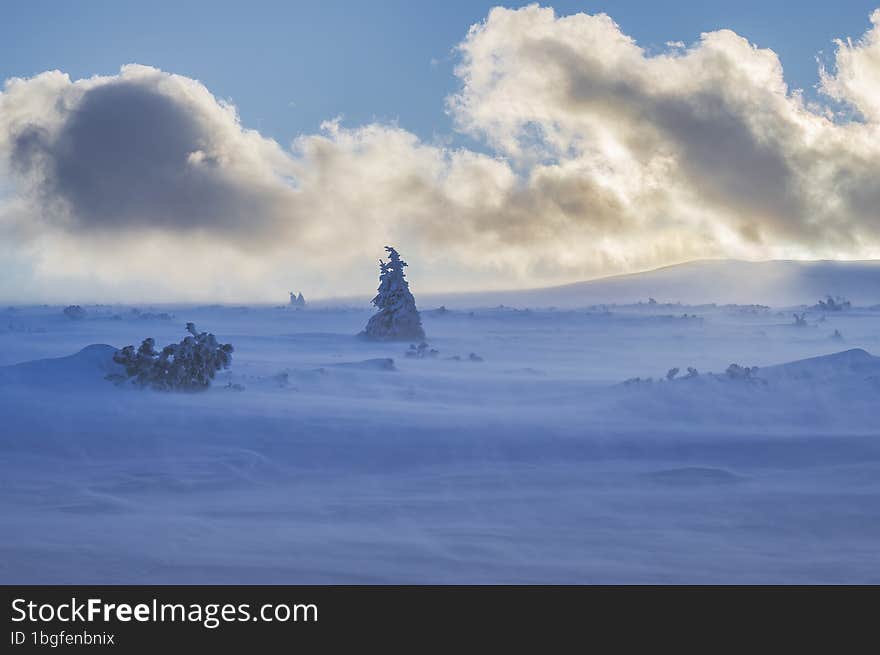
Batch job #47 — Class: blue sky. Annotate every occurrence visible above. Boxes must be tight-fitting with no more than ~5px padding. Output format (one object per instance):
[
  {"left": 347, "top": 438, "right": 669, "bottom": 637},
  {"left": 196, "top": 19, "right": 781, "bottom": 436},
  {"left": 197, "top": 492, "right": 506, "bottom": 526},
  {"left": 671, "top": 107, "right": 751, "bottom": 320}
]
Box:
[
  {"left": 3, "top": 2, "right": 880, "bottom": 301},
  {"left": 4, "top": 0, "right": 880, "bottom": 145}
]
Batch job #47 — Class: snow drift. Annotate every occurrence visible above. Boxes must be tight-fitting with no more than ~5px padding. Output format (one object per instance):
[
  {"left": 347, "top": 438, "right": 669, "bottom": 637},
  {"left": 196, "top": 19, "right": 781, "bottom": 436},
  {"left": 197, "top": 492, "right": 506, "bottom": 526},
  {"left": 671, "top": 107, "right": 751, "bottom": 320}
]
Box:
[{"left": 0, "top": 344, "right": 122, "bottom": 388}]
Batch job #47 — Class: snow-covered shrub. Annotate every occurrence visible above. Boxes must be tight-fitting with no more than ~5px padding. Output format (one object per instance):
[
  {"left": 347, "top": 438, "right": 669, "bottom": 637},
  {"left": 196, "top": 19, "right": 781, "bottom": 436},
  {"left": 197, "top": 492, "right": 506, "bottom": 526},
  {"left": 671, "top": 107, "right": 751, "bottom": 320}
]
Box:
[
  {"left": 792, "top": 312, "right": 807, "bottom": 327},
  {"left": 684, "top": 367, "right": 699, "bottom": 379},
  {"left": 725, "top": 364, "right": 760, "bottom": 382},
  {"left": 109, "top": 323, "right": 233, "bottom": 391},
  {"left": 63, "top": 305, "right": 86, "bottom": 320},
  {"left": 815, "top": 296, "right": 851, "bottom": 312},
  {"left": 666, "top": 367, "right": 679, "bottom": 380},
  {"left": 445, "top": 352, "right": 484, "bottom": 362},
  {"left": 405, "top": 342, "right": 439, "bottom": 359},
  {"left": 424, "top": 306, "right": 452, "bottom": 318},
  {"left": 361, "top": 246, "right": 425, "bottom": 341},
  {"left": 138, "top": 311, "right": 173, "bottom": 321},
  {"left": 128, "top": 309, "right": 173, "bottom": 321}
]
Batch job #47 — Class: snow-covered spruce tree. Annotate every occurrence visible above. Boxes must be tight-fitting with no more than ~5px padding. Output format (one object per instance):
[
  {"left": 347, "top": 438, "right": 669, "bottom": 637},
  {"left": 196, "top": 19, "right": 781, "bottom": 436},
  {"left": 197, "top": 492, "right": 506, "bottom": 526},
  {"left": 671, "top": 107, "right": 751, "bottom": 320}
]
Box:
[
  {"left": 110, "top": 323, "right": 233, "bottom": 391},
  {"left": 361, "top": 246, "right": 425, "bottom": 341}
]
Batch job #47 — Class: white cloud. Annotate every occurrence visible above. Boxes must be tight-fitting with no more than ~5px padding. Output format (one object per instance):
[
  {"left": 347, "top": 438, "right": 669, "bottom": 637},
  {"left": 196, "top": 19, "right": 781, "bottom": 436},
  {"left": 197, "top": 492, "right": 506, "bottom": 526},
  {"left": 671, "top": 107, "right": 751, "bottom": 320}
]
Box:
[
  {"left": 821, "top": 9, "right": 880, "bottom": 121},
  {"left": 3, "top": 7, "right": 880, "bottom": 302}
]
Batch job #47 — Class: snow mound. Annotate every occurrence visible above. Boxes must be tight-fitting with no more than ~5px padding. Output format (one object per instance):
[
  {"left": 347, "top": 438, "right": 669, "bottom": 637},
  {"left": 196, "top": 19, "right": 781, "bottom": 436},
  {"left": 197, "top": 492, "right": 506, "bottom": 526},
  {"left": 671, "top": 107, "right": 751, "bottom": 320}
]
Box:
[
  {"left": 328, "top": 358, "right": 396, "bottom": 371},
  {"left": 0, "top": 344, "right": 122, "bottom": 389},
  {"left": 605, "top": 347, "right": 880, "bottom": 432},
  {"left": 646, "top": 467, "right": 744, "bottom": 486},
  {"left": 761, "top": 348, "right": 880, "bottom": 382}
]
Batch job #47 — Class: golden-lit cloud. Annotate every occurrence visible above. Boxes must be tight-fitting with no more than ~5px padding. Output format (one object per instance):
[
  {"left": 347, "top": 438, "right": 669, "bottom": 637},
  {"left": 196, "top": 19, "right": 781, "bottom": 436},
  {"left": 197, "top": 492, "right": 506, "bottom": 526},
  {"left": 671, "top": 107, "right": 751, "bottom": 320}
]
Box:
[{"left": 3, "top": 7, "right": 880, "bottom": 302}]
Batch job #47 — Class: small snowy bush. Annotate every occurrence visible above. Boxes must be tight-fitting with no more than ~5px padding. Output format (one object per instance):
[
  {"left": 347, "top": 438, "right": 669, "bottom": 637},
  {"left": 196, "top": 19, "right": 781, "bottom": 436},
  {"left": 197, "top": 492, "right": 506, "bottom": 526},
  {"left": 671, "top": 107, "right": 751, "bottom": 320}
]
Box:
[
  {"left": 792, "top": 312, "right": 807, "bottom": 327},
  {"left": 725, "top": 364, "right": 761, "bottom": 383},
  {"left": 815, "top": 295, "right": 851, "bottom": 312},
  {"left": 361, "top": 246, "right": 425, "bottom": 341},
  {"left": 109, "top": 323, "right": 233, "bottom": 391},
  {"left": 405, "top": 342, "right": 439, "bottom": 359}
]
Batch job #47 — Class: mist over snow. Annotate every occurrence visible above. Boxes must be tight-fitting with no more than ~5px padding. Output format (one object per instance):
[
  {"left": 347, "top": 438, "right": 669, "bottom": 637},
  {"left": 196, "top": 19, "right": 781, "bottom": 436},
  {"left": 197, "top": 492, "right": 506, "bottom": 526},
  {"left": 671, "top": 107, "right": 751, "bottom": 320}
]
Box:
[
  {"left": 4, "top": 7, "right": 880, "bottom": 301},
  {"left": 3, "top": 295, "right": 880, "bottom": 583}
]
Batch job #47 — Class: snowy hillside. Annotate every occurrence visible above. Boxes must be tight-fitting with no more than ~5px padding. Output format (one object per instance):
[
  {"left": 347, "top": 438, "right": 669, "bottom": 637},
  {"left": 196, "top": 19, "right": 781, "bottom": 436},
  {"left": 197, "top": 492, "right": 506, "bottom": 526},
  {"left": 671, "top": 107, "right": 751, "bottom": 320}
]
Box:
[{"left": 421, "top": 259, "right": 880, "bottom": 308}]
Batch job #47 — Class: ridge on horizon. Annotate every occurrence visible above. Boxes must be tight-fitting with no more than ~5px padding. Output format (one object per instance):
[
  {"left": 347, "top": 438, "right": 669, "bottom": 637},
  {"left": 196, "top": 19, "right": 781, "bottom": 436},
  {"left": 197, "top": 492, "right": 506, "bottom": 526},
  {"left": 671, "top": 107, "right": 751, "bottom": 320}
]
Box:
[{"left": 415, "top": 258, "right": 880, "bottom": 308}]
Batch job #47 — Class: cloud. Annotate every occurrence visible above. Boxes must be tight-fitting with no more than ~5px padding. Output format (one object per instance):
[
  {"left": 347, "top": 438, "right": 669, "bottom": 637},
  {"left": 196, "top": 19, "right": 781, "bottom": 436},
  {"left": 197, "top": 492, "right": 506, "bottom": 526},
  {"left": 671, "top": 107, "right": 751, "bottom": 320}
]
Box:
[
  {"left": 1, "top": 65, "right": 296, "bottom": 243},
  {"left": 820, "top": 9, "right": 880, "bottom": 121},
  {"left": 3, "top": 7, "right": 880, "bottom": 302},
  {"left": 448, "top": 7, "right": 880, "bottom": 255}
]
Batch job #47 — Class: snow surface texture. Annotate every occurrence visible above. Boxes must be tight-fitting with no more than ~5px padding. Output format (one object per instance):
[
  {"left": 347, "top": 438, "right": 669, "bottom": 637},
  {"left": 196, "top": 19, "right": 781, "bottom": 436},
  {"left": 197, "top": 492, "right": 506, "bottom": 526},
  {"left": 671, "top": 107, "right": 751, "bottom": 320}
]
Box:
[{"left": 2, "top": 271, "right": 880, "bottom": 583}]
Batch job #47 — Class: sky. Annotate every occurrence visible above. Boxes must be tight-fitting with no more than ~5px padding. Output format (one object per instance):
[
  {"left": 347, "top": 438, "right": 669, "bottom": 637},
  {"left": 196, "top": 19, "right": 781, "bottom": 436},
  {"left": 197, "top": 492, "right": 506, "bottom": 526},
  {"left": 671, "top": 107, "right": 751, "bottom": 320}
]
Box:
[{"left": 2, "top": 1, "right": 880, "bottom": 302}]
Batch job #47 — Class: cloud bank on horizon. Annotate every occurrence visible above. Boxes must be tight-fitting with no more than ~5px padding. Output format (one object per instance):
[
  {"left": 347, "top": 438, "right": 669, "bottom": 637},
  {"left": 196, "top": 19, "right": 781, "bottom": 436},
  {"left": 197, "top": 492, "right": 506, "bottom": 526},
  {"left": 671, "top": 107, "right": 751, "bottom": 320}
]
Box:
[{"left": 3, "top": 5, "right": 880, "bottom": 302}]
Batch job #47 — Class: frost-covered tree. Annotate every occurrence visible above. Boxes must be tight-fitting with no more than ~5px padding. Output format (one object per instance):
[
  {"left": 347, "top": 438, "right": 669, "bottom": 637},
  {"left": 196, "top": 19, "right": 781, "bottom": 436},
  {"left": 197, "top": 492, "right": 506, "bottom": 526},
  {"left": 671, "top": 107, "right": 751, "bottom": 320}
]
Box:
[
  {"left": 361, "top": 246, "right": 425, "bottom": 341},
  {"left": 109, "top": 323, "right": 233, "bottom": 391}
]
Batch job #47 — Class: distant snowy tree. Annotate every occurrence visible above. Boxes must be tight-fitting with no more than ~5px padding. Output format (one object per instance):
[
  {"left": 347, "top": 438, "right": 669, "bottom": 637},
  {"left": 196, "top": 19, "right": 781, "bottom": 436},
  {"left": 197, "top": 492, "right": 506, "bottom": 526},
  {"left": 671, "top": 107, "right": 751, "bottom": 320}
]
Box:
[
  {"left": 792, "top": 312, "right": 807, "bottom": 327},
  {"left": 63, "top": 305, "right": 86, "bottom": 320},
  {"left": 361, "top": 246, "right": 425, "bottom": 341},
  {"left": 109, "top": 323, "right": 233, "bottom": 391},
  {"left": 289, "top": 292, "right": 306, "bottom": 308}
]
